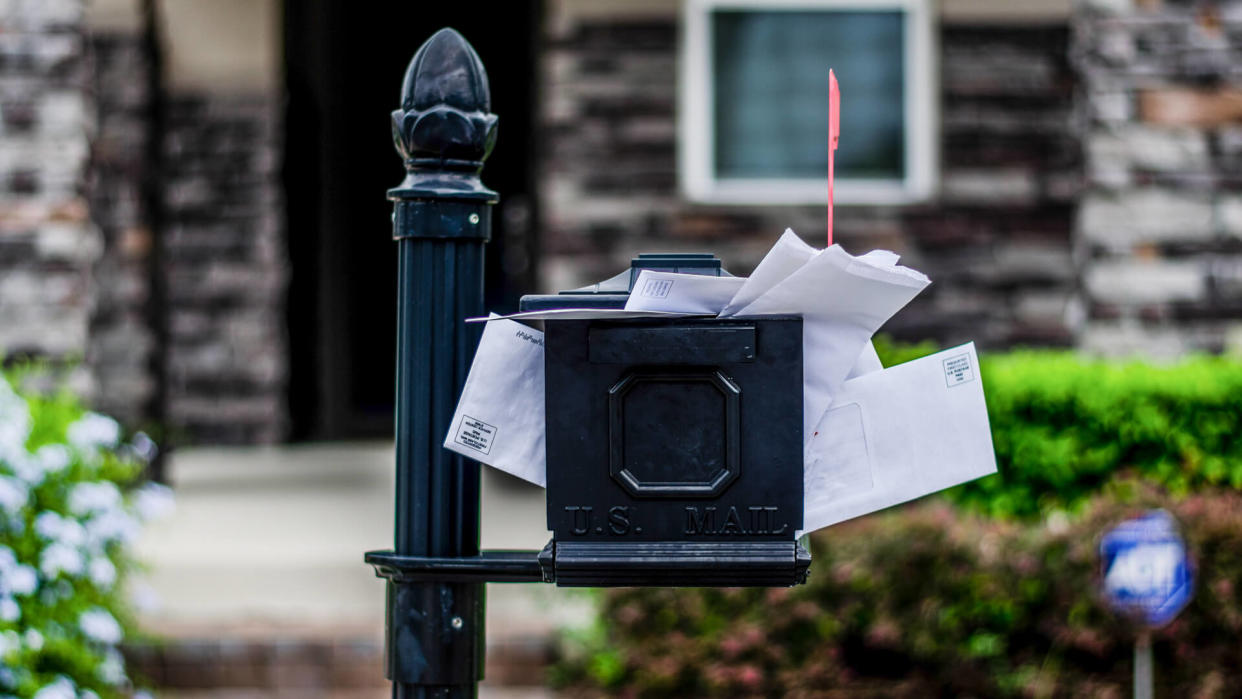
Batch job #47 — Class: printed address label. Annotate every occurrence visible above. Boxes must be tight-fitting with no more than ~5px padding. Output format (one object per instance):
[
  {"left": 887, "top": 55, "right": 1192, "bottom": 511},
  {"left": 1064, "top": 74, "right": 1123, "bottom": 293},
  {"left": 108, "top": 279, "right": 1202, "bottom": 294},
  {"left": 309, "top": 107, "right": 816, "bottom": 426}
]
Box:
[
  {"left": 454, "top": 415, "right": 497, "bottom": 455},
  {"left": 943, "top": 353, "right": 975, "bottom": 387}
]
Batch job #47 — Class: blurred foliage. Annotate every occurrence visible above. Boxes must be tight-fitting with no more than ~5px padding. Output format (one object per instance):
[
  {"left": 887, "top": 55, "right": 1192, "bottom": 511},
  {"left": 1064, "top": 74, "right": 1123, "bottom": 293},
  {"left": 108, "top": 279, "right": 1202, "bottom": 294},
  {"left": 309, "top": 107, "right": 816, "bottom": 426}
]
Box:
[
  {"left": 874, "top": 338, "right": 1242, "bottom": 519},
  {"left": 553, "top": 484, "right": 1238, "bottom": 697},
  {"left": 870, "top": 334, "right": 940, "bottom": 368},
  {"left": 552, "top": 342, "right": 1242, "bottom": 695},
  {"left": 1, "top": 366, "right": 166, "bottom": 697}
]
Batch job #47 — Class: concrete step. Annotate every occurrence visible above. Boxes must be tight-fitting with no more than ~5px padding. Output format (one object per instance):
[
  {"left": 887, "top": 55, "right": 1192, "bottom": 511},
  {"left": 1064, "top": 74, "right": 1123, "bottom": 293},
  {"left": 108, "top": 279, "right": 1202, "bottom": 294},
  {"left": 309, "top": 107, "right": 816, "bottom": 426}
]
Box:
[
  {"left": 125, "top": 632, "right": 555, "bottom": 695},
  {"left": 129, "top": 443, "right": 592, "bottom": 695}
]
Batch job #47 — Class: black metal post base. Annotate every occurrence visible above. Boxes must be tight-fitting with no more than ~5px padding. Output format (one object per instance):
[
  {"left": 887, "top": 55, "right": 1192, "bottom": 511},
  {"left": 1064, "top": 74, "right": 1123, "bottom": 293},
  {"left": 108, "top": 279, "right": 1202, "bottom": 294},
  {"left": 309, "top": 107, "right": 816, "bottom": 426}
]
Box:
[{"left": 385, "top": 580, "right": 484, "bottom": 687}]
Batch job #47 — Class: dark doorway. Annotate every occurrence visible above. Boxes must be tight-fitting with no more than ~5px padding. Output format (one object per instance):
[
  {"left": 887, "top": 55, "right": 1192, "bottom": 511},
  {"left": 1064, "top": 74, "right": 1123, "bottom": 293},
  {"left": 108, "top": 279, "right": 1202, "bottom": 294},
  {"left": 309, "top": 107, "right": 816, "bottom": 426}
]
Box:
[{"left": 284, "top": 1, "right": 540, "bottom": 440}]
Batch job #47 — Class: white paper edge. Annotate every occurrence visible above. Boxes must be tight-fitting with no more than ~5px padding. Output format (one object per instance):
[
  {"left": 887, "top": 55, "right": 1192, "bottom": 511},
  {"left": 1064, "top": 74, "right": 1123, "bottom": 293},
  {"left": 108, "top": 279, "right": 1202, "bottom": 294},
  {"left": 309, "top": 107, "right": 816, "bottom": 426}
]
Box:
[{"left": 467, "top": 309, "right": 709, "bottom": 322}]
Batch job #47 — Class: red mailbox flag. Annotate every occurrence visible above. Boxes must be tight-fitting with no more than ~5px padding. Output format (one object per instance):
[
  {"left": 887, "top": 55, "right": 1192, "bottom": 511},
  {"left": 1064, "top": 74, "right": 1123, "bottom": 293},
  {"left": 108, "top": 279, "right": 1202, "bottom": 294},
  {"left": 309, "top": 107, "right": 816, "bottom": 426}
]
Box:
[{"left": 827, "top": 70, "right": 840, "bottom": 247}]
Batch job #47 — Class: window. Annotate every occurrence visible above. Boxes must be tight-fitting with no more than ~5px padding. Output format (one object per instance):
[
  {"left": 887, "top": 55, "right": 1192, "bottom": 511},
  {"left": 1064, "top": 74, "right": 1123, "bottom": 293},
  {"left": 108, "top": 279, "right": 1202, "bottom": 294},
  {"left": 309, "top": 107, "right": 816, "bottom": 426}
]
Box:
[{"left": 680, "top": 0, "right": 936, "bottom": 205}]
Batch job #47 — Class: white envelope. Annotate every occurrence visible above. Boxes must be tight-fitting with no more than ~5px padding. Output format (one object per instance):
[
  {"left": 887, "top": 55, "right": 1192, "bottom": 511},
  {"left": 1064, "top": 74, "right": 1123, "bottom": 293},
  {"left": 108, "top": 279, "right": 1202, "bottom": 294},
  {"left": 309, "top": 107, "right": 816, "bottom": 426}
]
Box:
[
  {"left": 732, "top": 243, "right": 930, "bottom": 440},
  {"left": 625, "top": 270, "right": 748, "bottom": 315},
  {"left": 443, "top": 317, "right": 547, "bottom": 486},
  {"left": 801, "top": 343, "right": 998, "bottom": 533}
]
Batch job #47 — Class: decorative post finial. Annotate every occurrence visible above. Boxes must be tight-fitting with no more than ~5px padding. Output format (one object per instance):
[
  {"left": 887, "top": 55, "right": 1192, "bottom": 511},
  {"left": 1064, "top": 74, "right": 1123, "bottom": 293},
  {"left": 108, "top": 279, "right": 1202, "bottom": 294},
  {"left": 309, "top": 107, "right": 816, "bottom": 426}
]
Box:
[{"left": 391, "top": 27, "right": 498, "bottom": 196}]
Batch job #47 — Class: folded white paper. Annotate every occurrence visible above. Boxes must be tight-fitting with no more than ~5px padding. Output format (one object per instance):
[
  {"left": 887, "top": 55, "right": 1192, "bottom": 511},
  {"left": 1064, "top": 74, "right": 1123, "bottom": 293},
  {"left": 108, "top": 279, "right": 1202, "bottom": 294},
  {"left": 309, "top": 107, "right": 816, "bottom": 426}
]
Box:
[
  {"left": 721, "top": 229, "right": 884, "bottom": 382},
  {"left": 443, "top": 317, "right": 547, "bottom": 486},
  {"left": 731, "top": 243, "right": 931, "bottom": 441},
  {"left": 719, "top": 229, "right": 818, "bottom": 318},
  {"left": 801, "top": 343, "right": 998, "bottom": 534},
  {"left": 447, "top": 232, "right": 943, "bottom": 500},
  {"left": 625, "top": 270, "right": 748, "bottom": 315},
  {"left": 846, "top": 341, "right": 883, "bottom": 380},
  {"left": 857, "top": 249, "right": 902, "bottom": 267}
]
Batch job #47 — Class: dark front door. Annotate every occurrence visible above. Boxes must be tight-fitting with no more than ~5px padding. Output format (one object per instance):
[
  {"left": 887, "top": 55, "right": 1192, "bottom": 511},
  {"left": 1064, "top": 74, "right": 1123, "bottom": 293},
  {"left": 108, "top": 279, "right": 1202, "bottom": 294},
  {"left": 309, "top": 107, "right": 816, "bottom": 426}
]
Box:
[{"left": 284, "top": 1, "right": 540, "bottom": 440}]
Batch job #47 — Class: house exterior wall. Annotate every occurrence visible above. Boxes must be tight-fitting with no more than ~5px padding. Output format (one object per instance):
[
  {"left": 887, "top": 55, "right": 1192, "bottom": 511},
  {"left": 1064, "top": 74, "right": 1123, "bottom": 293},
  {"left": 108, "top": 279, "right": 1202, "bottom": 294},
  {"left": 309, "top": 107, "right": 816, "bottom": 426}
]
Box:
[
  {"left": 540, "top": 2, "right": 1082, "bottom": 350},
  {"left": 87, "top": 21, "right": 157, "bottom": 427},
  {"left": 0, "top": 0, "right": 158, "bottom": 426},
  {"left": 159, "top": 93, "right": 286, "bottom": 443},
  {"left": 0, "top": 0, "right": 97, "bottom": 385},
  {"left": 11, "top": 0, "right": 1242, "bottom": 446},
  {"left": 1074, "top": 0, "right": 1242, "bottom": 356},
  {"left": 83, "top": 0, "right": 290, "bottom": 444},
  {"left": 154, "top": 0, "right": 287, "bottom": 443}
]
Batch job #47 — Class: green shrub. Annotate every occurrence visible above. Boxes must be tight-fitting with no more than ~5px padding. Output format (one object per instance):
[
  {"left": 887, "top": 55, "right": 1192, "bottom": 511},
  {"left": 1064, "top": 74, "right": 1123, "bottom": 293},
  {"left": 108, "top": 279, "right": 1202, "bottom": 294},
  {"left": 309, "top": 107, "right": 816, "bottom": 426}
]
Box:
[
  {"left": 554, "top": 484, "right": 1238, "bottom": 697},
  {"left": 961, "top": 351, "right": 1242, "bottom": 519},
  {"left": 874, "top": 339, "right": 1242, "bottom": 519},
  {"left": 0, "top": 369, "right": 169, "bottom": 698},
  {"left": 870, "top": 334, "right": 939, "bottom": 368}
]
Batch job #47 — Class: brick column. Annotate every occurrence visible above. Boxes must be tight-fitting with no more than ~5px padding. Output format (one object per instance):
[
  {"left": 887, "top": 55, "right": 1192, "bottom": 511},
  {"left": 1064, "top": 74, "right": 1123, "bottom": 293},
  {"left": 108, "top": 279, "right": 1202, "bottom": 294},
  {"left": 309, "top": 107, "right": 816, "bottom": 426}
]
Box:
[
  {"left": 0, "top": 1, "right": 98, "bottom": 379},
  {"left": 1074, "top": 0, "right": 1242, "bottom": 356},
  {"left": 160, "top": 94, "right": 288, "bottom": 443},
  {"left": 86, "top": 27, "right": 158, "bottom": 425}
]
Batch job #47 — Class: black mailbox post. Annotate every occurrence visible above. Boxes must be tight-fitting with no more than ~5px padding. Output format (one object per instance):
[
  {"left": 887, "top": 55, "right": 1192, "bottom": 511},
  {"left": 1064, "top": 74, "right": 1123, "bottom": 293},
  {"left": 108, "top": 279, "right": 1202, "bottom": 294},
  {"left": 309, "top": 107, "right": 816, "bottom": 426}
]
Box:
[{"left": 366, "top": 28, "right": 810, "bottom": 696}]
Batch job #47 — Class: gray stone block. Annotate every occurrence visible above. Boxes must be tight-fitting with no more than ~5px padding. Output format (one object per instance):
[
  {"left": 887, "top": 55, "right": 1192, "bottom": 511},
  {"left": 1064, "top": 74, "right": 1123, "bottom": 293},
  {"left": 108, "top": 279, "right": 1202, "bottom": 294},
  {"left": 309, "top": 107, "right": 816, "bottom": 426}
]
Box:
[
  {"left": 1013, "top": 291, "right": 1072, "bottom": 326},
  {"left": 943, "top": 46, "right": 1057, "bottom": 94},
  {"left": 1087, "top": 125, "right": 1210, "bottom": 181},
  {"left": 1079, "top": 0, "right": 1135, "bottom": 16},
  {"left": 1079, "top": 321, "right": 1188, "bottom": 359},
  {"left": 1084, "top": 258, "right": 1206, "bottom": 305},
  {"left": 0, "top": 304, "right": 89, "bottom": 356},
  {"left": 36, "top": 91, "right": 86, "bottom": 136},
  {"left": 1097, "top": 25, "right": 1137, "bottom": 66},
  {"left": 166, "top": 395, "right": 283, "bottom": 423},
  {"left": 1087, "top": 131, "right": 1132, "bottom": 189},
  {"left": 1208, "top": 255, "right": 1242, "bottom": 300},
  {"left": 89, "top": 315, "right": 154, "bottom": 365},
  {"left": 35, "top": 221, "right": 100, "bottom": 262},
  {"left": 1125, "top": 125, "right": 1210, "bottom": 171},
  {"left": 1091, "top": 90, "right": 1134, "bottom": 124},
  {"left": 1216, "top": 195, "right": 1242, "bottom": 237},
  {"left": 989, "top": 243, "right": 1075, "bottom": 284},
  {"left": 1078, "top": 189, "right": 1215, "bottom": 247},
  {"left": 0, "top": 268, "right": 82, "bottom": 305},
  {"left": 942, "top": 169, "right": 1038, "bottom": 205}
]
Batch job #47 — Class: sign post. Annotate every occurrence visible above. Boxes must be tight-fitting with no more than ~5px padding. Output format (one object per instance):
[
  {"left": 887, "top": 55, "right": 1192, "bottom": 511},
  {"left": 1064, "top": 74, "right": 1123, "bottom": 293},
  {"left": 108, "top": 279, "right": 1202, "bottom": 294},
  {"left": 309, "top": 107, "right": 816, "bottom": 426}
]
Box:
[{"left": 1099, "top": 510, "right": 1194, "bottom": 699}]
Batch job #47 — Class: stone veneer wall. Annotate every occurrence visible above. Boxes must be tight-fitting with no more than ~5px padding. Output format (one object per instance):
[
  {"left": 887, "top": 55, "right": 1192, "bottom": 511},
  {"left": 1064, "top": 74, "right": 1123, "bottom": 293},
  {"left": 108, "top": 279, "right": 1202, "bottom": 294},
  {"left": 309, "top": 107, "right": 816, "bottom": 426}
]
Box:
[
  {"left": 541, "top": 11, "right": 1081, "bottom": 349},
  {"left": 0, "top": 0, "right": 98, "bottom": 376},
  {"left": 160, "top": 94, "right": 287, "bottom": 443},
  {"left": 896, "top": 24, "right": 1081, "bottom": 346},
  {"left": 1074, "top": 0, "right": 1242, "bottom": 356},
  {"left": 88, "top": 27, "right": 288, "bottom": 444},
  {"left": 5, "top": 3, "right": 286, "bottom": 444},
  {"left": 86, "top": 29, "right": 156, "bottom": 426}
]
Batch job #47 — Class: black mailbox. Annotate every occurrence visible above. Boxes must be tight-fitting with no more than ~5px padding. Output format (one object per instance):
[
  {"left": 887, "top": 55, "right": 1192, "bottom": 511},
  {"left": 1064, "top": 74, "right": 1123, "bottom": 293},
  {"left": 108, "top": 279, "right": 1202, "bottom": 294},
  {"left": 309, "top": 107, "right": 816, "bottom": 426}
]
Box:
[{"left": 523, "top": 254, "right": 811, "bottom": 587}]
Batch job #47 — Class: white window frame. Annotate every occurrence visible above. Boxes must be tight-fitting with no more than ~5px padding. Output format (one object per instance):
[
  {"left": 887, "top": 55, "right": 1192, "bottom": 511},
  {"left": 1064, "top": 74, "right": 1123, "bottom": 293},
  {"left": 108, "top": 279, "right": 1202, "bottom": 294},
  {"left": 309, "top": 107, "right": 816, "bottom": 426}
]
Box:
[{"left": 679, "top": 0, "right": 938, "bottom": 206}]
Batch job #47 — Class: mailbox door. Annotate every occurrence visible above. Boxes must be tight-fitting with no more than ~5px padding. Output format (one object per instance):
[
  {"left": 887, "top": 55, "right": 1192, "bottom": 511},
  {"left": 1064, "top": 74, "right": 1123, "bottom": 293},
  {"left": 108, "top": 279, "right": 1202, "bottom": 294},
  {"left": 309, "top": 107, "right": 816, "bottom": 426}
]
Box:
[{"left": 544, "top": 317, "right": 803, "bottom": 544}]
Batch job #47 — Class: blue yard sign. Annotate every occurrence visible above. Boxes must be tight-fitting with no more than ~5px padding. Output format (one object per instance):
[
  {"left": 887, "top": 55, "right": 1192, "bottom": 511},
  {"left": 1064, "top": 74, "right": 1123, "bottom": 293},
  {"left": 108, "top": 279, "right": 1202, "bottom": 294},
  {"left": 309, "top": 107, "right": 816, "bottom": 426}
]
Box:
[{"left": 1099, "top": 510, "right": 1194, "bottom": 628}]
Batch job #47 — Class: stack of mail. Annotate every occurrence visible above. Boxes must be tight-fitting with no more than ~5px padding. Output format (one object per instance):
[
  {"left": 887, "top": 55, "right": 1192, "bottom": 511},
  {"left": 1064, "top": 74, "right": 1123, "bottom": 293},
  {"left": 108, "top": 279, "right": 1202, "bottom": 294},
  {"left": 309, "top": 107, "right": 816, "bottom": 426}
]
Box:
[{"left": 444, "top": 230, "right": 997, "bottom": 534}]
